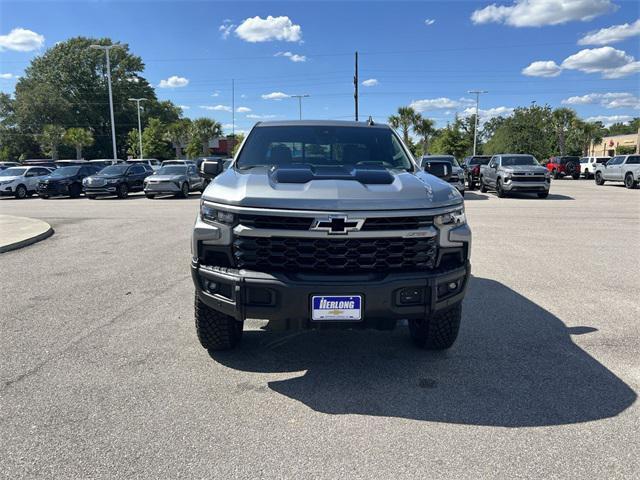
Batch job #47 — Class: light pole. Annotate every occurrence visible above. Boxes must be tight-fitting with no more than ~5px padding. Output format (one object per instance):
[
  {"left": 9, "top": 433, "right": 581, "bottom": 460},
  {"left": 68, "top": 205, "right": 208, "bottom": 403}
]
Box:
[
  {"left": 91, "top": 44, "right": 121, "bottom": 160},
  {"left": 129, "top": 98, "right": 146, "bottom": 159},
  {"left": 468, "top": 90, "right": 487, "bottom": 156},
  {"left": 290, "top": 94, "right": 310, "bottom": 120}
]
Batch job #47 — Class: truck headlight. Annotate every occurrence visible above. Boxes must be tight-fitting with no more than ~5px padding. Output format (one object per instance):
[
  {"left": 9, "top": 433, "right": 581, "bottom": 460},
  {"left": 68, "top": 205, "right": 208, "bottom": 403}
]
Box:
[
  {"left": 435, "top": 207, "right": 466, "bottom": 227},
  {"left": 201, "top": 203, "right": 235, "bottom": 225}
]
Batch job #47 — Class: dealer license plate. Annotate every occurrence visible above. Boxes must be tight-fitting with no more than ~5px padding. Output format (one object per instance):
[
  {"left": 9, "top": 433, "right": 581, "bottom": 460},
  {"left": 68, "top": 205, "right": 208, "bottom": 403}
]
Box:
[{"left": 311, "top": 295, "right": 362, "bottom": 321}]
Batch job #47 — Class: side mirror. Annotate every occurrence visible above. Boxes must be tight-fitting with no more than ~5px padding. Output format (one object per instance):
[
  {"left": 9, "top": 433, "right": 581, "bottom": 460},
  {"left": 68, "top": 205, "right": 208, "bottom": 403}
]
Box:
[
  {"left": 200, "top": 159, "right": 222, "bottom": 179},
  {"left": 422, "top": 161, "right": 452, "bottom": 181}
]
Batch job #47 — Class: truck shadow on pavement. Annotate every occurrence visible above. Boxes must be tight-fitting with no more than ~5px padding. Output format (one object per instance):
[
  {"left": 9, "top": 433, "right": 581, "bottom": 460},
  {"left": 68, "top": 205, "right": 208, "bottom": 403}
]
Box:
[{"left": 211, "top": 276, "right": 636, "bottom": 427}]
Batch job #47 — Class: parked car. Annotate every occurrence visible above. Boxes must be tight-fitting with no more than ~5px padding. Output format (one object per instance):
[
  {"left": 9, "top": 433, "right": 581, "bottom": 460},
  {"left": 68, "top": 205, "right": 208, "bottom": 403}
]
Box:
[
  {"left": 594, "top": 154, "right": 640, "bottom": 189},
  {"left": 545, "top": 156, "right": 581, "bottom": 179},
  {"left": 89, "top": 159, "right": 124, "bottom": 170},
  {"left": 192, "top": 120, "right": 471, "bottom": 351},
  {"left": 419, "top": 155, "right": 465, "bottom": 196},
  {"left": 37, "top": 165, "right": 101, "bottom": 198},
  {"left": 0, "top": 166, "right": 53, "bottom": 198},
  {"left": 580, "top": 156, "right": 610, "bottom": 179},
  {"left": 462, "top": 155, "right": 491, "bottom": 190},
  {"left": 83, "top": 163, "right": 152, "bottom": 198},
  {"left": 126, "top": 158, "right": 161, "bottom": 171},
  {"left": 22, "top": 159, "right": 58, "bottom": 169},
  {"left": 196, "top": 156, "right": 226, "bottom": 170},
  {"left": 480, "top": 154, "right": 550, "bottom": 198},
  {"left": 0, "top": 161, "right": 19, "bottom": 171},
  {"left": 54, "top": 159, "right": 90, "bottom": 167},
  {"left": 161, "top": 159, "right": 196, "bottom": 167},
  {"left": 143, "top": 163, "right": 205, "bottom": 198}
]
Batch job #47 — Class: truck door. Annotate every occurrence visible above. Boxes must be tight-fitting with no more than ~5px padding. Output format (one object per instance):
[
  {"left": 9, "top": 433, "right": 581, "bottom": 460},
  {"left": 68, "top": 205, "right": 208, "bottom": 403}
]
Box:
[{"left": 487, "top": 156, "right": 498, "bottom": 186}]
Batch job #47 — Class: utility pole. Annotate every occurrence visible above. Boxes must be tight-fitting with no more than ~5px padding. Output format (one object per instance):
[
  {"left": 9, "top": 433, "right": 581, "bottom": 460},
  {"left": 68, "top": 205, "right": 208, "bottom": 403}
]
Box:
[
  {"left": 354, "top": 51, "right": 359, "bottom": 121},
  {"left": 231, "top": 78, "right": 235, "bottom": 155},
  {"left": 91, "top": 44, "right": 122, "bottom": 160},
  {"left": 128, "top": 98, "right": 146, "bottom": 159},
  {"left": 468, "top": 90, "right": 488, "bottom": 156},
  {"left": 290, "top": 94, "right": 309, "bottom": 120}
]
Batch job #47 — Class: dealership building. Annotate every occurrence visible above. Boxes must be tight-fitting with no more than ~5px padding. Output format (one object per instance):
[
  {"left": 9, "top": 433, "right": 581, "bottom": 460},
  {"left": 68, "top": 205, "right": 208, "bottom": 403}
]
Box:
[{"left": 589, "top": 133, "right": 639, "bottom": 157}]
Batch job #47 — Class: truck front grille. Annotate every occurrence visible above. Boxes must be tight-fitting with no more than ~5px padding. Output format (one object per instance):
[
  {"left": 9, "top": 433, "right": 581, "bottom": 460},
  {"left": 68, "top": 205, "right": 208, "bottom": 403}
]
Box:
[
  {"left": 233, "top": 236, "right": 438, "bottom": 273},
  {"left": 511, "top": 175, "right": 546, "bottom": 182},
  {"left": 237, "top": 214, "right": 433, "bottom": 231}
]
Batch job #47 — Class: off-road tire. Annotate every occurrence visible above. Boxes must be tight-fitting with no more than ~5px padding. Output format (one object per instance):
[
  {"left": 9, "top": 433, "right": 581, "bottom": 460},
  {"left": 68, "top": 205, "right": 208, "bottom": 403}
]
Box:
[
  {"left": 571, "top": 173, "right": 580, "bottom": 180},
  {"left": 409, "top": 303, "right": 462, "bottom": 350},
  {"left": 479, "top": 178, "right": 487, "bottom": 193},
  {"left": 15, "top": 184, "right": 27, "bottom": 199},
  {"left": 145, "top": 193, "right": 155, "bottom": 199},
  {"left": 553, "top": 169, "right": 560, "bottom": 180},
  {"left": 583, "top": 169, "right": 590, "bottom": 179},
  {"left": 117, "top": 183, "right": 129, "bottom": 199},
  {"left": 69, "top": 183, "right": 82, "bottom": 198},
  {"left": 595, "top": 172, "right": 605, "bottom": 185},
  {"left": 537, "top": 191, "right": 549, "bottom": 198},
  {"left": 496, "top": 179, "right": 506, "bottom": 198},
  {"left": 625, "top": 173, "right": 638, "bottom": 189},
  {"left": 195, "top": 293, "right": 243, "bottom": 351},
  {"left": 467, "top": 180, "right": 475, "bottom": 191}
]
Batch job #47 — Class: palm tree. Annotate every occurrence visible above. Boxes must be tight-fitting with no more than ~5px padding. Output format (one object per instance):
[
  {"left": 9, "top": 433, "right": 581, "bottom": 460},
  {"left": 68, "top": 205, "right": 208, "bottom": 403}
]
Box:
[
  {"left": 413, "top": 117, "right": 435, "bottom": 154},
  {"left": 63, "top": 127, "right": 94, "bottom": 159},
  {"left": 191, "top": 118, "right": 222, "bottom": 156},
  {"left": 389, "top": 106, "right": 419, "bottom": 145},
  {"left": 164, "top": 119, "right": 192, "bottom": 158},
  {"left": 552, "top": 108, "right": 577, "bottom": 155},
  {"left": 574, "top": 120, "right": 605, "bottom": 156},
  {"left": 39, "top": 124, "right": 66, "bottom": 160}
]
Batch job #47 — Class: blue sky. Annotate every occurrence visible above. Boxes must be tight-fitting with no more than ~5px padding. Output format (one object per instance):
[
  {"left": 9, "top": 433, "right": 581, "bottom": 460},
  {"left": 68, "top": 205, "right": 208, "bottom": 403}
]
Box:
[{"left": 1, "top": 0, "right": 639, "bottom": 135}]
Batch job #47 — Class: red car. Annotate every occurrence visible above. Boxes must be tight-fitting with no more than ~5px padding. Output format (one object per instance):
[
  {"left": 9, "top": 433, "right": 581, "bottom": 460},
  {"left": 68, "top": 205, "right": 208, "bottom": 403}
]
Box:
[{"left": 545, "top": 156, "right": 581, "bottom": 179}]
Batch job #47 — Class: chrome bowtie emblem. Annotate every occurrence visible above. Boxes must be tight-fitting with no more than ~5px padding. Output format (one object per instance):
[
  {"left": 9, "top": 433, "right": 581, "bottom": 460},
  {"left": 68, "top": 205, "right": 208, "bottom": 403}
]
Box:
[{"left": 311, "top": 216, "right": 365, "bottom": 234}]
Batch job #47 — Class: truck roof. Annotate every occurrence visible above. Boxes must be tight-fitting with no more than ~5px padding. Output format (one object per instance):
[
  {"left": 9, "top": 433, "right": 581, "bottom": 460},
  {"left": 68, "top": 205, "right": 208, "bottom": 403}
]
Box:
[{"left": 255, "top": 119, "right": 388, "bottom": 129}]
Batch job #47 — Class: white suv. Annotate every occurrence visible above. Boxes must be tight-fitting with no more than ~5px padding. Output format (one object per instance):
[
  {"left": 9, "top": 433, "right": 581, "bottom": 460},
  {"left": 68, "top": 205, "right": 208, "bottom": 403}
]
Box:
[
  {"left": 580, "top": 156, "right": 610, "bottom": 179},
  {"left": 0, "top": 166, "right": 53, "bottom": 199}
]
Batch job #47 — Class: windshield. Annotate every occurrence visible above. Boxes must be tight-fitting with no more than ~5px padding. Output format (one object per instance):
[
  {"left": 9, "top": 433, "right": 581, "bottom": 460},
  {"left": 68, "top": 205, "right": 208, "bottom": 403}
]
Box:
[
  {"left": 596, "top": 158, "right": 610, "bottom": 163},
  {"left": 50, "top": 166, "right": 80, "bottom": 177},
  {"left": 469, "top": 156, "right": 490, "bottom": 165},
  {"left": 99, "top": 165, "right": 128, "bottom": 175},
  {"left": 501, "top": 156, "right": 538, "bottom": 166},
  {"left": 560, "top": 156, "right": 579, "bottom": 163},
  {"left": 423, "top": 156, "right": 459, "bottom": 166},
  {"left": 0, "top": 167, "right": 27, "bottom": 176},
  {"left": 156, "top": 166, "right": 187, "bottom": 175},
  {"left": 236, "top": 125, "right": 413, "bottom": 170},
  {"left": 580, "top": 158, "right": 588, "bottom": 163}
]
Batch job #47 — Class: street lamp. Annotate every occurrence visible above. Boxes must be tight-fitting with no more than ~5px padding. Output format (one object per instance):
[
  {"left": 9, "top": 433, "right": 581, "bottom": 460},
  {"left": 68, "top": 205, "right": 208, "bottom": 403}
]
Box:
[
  {"left": 129, "top": 98, "right": 147, "bottom": 159},
  {"left": 468, "top": 90, "right": 488, "bottom": 156},
  {"left": 290, "top": 94, "right": 310, "bottom": 120},
  {"left": 91, "top": 44, "right": 122, "bottom": 160}
]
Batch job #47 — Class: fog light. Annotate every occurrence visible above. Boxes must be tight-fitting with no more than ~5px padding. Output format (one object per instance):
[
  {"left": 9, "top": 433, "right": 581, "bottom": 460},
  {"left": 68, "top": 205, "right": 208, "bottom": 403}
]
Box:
[
  {"left": 203, "top": 279, "right": 218, "bottom": 294},
  {"left": 398, "top": 287, "right": 425, "bottom": 305},
  {"left": 448, "top": 282, "right": 458, "bottom": 290}
]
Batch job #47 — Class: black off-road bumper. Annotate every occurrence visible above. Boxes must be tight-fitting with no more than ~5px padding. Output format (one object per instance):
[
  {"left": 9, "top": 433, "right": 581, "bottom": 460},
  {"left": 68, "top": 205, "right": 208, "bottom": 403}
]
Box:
[{"left": 192, "top": 260, "right": 470, "bottom": 329}]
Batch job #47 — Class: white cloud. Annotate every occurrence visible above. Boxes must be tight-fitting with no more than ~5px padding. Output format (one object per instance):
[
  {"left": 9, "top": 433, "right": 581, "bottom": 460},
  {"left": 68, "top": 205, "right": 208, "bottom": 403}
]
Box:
[
  {"left": 275, "top": 51, "right": 307, "bottom": 62},
  {"left": 522, "top": 60, "right": 563, "bottom": 77},
  {"left": 471, "top": 0, "right": 615, "bottom": 27},
  {"left": 424, "top": 19, "right": 435, "bottom": 26},
  {"left": 261, "top": 91, "right": 289, "bottom": 100},
  {"left": 410, "top": 97, "right": 464, "bottom": 111},
  {"left": 222, "top": 123, "right": 237, "bottom": 130},
  {"left": 561, "top": 92, "right": 640, "bottom": 109},
  {"left": 200, "top": 104, "right": 232, "bottom": 112},
  {"left": 362, "top": 78, "right": 379, "bottom": 87},
  {"left": 579, "top": 19, "right": 640, "bottom": 45},
  {"left": 0, "top": 28, "right": 45, "bottom": 52},
  {"left": 585, "top": 114, "right": 633, "bottom": 126},
  {"left": 561, "top": 46, "right": 639, "bottom": 78},
  {"left": 240, "top": 94, "right": 247, "bottom": 98},
  {"left": 178, "top": 105, "right": 191, "bottom": 110},
  {"left": 462, "top": 106, "right": 514, "bottom": 120},
  {"left": 236, "top": 106, "right": 252, "bottom": 113},
  {"left": 219, "top": 20, "right": 236, "bottom": 40},
  {"left": 211, "top": 91, "right": 220, "bottom": 97},
  {"left": 158, "top": 75, "right": 189, "bottom": 88},
  {"left": 246, "top": 114, "right": 278, "bottom": 119},
  {"left": 235, "top": 15, "right": 302, "bottom": 42},
  {"left": 0, "top": 73, "right": 16, "bottom": 79}
]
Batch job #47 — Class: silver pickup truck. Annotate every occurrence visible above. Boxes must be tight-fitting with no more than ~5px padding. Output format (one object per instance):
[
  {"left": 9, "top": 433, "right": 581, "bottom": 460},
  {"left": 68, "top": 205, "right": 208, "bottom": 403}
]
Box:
[
  {"left": 595, "top": 154, "right": 640, "bottom": 189},
  {"left": 480, "top": 154, "right": 550, "bottom": 198},
  {"left": 191, "top": 120, "right": 471, "bottom": 351}
]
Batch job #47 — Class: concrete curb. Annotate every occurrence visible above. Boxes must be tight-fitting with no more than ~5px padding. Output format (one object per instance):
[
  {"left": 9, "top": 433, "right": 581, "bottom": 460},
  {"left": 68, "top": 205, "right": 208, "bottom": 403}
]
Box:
[{"left": 0, "top": 215, "right": 54, "bottom": 254}]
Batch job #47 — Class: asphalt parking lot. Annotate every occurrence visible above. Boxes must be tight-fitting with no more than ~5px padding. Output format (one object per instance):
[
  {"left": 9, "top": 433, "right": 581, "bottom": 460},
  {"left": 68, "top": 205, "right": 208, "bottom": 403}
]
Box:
[{"left": 1, "top": 181, "right": 638, "bottom": 479}]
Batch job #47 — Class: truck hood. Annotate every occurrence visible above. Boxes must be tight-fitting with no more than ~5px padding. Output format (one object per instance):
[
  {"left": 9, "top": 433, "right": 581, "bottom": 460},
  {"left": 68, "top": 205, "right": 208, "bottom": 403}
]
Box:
[
  {"left": 503, "top": 165, "right": 548, "bottom": 174},
  {"left": 202, "top": 167, "right": 463, "bottom": 211}
]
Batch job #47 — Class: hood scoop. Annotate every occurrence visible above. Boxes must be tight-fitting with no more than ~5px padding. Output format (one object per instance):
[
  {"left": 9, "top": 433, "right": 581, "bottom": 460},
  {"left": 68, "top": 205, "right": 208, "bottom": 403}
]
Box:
[{"left": 269, "top": 164, "right": 394, "bottom": 185}]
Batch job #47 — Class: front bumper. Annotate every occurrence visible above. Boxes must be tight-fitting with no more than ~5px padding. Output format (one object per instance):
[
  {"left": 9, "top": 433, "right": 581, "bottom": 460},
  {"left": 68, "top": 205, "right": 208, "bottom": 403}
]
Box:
[
  {"left": 144, "top": 182, "right": 181, "bottom": 194},
  {"left": 83, "top": 185, "right": 118, "bottom": 195},
  {"left": 502, "top": 180, "right": 549, "bottom": 192},
  {"left": 37, "top": 183, "right": 70, "bottom": 196},
  {"left": 192, "top": 260, "right": 470, "bottom": 329},
  {"left": 0, "top": 184, "right": 16, "bottom": 195}
]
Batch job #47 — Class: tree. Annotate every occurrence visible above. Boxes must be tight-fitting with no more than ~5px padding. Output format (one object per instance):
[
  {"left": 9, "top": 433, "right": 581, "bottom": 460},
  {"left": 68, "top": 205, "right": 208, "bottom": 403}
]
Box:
[
  {"left": 429, "top": 117, "right": 471, "bottom": 159},
  {"left": 39, "top": 124, "right": 66, "bottom": 159},
  {"left": 141, "top": 118, "right": 172, "bottom": 159},
  {"left": 164, "top": 119, "right": 192, "bottom": 158},
  {"left": 231, "top": 132, "right": 245, "bottom": 156},
  {"left": 191, "top": 118, "right": 222, "bottom": 155},
  {"left": 11, "top": 37, "right": 181, "bottom": 159},
  {"left": 63, "top": 127, "right": 94, "bottom": 159},
  {"left": 126, "top": 129, "right": 141, "bottom": 158},
  {"left": 606, "top": 118, "right": 640, "bottom": 136},
  {"left": 412, "top": 117, "right": 435, "bottom": 155},
  {"left": 569, "top": 120, "right": 605, "bottom": 156},
  {"left": 552, "top": 107, "right": 577, "bottom": 155},
  {"left": 388, "top": 106, "right": 419, "bottom": 145}
]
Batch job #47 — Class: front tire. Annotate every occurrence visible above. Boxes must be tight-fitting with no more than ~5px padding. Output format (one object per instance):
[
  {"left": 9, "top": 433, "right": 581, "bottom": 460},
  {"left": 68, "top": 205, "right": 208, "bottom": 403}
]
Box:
[
  {"left": 595, "top": 172, "right": 605, "bottom": 185},
  {"left": 625, "top": 173, "right": 638, "bottom": 189},
  {"left": 145, "top": 193, "right": 155, "bottom": 199},
  {"left": 496, "top": 179, "right": 506, "bottom": 198},
  {"left": 467, "top": 180, "right": 475, "bottom": 191},
  {"left": 179, "top": 182, "right": 189, "bottom": 198},
  {"left": 409, "top": 303, "right": 462, "bottom": 350},
  {"left": 117, "top": 183, "right": 129, "bottom": 199},
  {"left": 15, "top": 184, "right": 27, "bottom": 199},
  {"left": 572, "top": 173, "right": 580, "bottom": 180},
  {"left": 195, "top": 293, "right": 243, "bottom": 351},
  {"left": 537, "top": 191, "right": 549, "bottom": 198},
  {"left": 479, "top": 177, "right": 487, "bottom": 193}
]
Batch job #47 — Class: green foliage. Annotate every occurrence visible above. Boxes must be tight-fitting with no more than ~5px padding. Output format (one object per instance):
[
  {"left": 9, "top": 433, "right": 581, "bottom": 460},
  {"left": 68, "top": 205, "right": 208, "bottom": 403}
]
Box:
[
  {"left": 191, "top": 118, "right": 222, "bottom": 155},
  {"left": 231, "top": 133, "right": 245, "bottom": 157},
  {"left": 164, "top": 118, "right": 192, "bottom": 158},
  {"left": 126, "top": 129, "right": 141, "bottom": 158},
  {"left": 39, "top": 124, "right": 66, "bottom": 159},
  {"left": 63, "top": 127, "right": 94, "bottom": 159},
  {"left": 141, "top": 118, "right": 172, "bottom": 159},
  {"left": 606, "top": 118, "right": 639, "bottom": 136},
  {"left": 617, "top": 145, "right": 636, "bottom": 155},
  {"left": 429, "top": 117, "right": 472, "bottom": 159}
]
